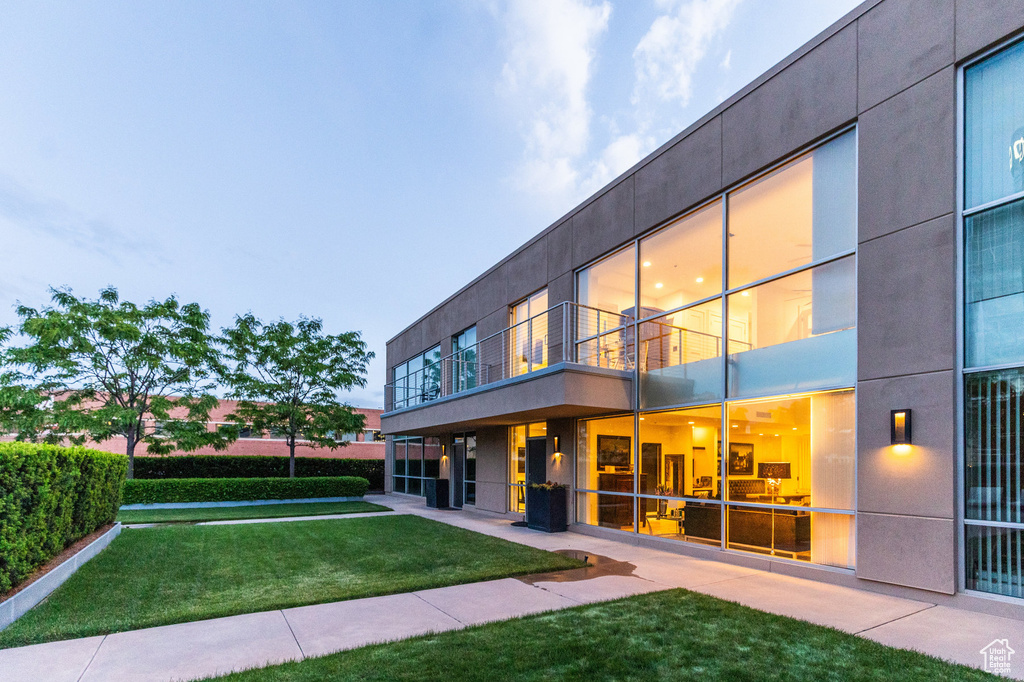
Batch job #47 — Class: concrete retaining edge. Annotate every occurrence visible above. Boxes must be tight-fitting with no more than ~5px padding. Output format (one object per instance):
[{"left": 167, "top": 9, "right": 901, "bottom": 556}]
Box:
[
  {"left": 0, "top": 522, "right": 122, "bottom": 632},
  {"left": 119, "top": 496, "right": 364, "bottom": 510}
]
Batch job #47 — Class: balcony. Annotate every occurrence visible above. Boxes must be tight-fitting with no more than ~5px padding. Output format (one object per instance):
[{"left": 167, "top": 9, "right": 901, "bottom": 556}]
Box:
[{"left": 382, "top": 302, "right": 635, "bottom": 435}]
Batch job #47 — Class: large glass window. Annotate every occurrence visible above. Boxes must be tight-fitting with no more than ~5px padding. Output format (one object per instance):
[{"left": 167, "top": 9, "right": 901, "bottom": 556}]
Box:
[
  {"left": 965, "top": 200, "right": 1024, "bottom": 367},
  {"left": 965, "top": 39, "right": 1024, "bottom": 210},
  {"left": 636, "top": 405, "right": 722, "bottom": 547},
  {"left": 727, "top": 257, "right": 856, "bottom": 397},
  {"left": 452, "top": 326, "right": 478, "bottom": 392},
  {"left": 964, "top": 38, "right": 1024, "bottom": 599},
  {"left": 463, "top": 433, "right": 477, "bottom": 505},
  {"left": 391, "top": 345, "right": 441, "bottom": 409},
  {"left": 639, "top": 201, "right": 722, "bottom": 313},
  {"left": 576, "top": 415, "right": 635, "bottom": 531},
  {"left": 391, "top": 435, "right": 441, "bottom": 497},
  {"left": 639, "top": 299, "right": 723, "bottom": 408},
  {"left": 511, "top": 289, "right": 548, "bottom": 376},
  {"left": 728, "top": 130, "right": 856, "bottom": 289},
  {"left": 577, "top": 246, "right": 637, "bottom": 316},
  {"left": 576, "top": 247, "right": 636, "bottom": 371},
  {"left": 509, "top": 422, "right": 545, "bottom": 512}
]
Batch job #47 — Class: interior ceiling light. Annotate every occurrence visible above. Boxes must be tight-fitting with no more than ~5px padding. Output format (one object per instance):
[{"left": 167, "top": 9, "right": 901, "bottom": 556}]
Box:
[
  {"left": 655, "top": 282, "right": 664, "bottom": 289},
  {"left": 642, "top": 261, "right": 651, "bottom": 267},
  {"left": 741, "top": 291, "right": 750, "bottom": 297},
  {"left": 696, "top": 277, "right": 704, "bottom": 283}
]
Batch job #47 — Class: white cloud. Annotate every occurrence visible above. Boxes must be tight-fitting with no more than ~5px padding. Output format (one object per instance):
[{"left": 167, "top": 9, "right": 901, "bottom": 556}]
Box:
[
  {"left": 498, "top": 0, "right": 611, "bottom": 205},
  {"left": 633, "top": 0, "right": 741, "bottom": 116},
  {"left": 498, "top": 0, "right": 741, "bottom": 211},
  {"left": 720, "top": 48, "right": 732, "bottom": 70}
]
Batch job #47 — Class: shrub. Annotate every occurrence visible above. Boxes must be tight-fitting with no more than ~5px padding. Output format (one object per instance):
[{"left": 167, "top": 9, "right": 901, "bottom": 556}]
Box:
[
  {"left": 0, "top": 443, "right": 128, "bottom": 593},
  {"left": 132, "top": 456, "right": 384, "bottom": 491},
  {"left": 121, "top": 475, "right": 369, "bottom": 505}
]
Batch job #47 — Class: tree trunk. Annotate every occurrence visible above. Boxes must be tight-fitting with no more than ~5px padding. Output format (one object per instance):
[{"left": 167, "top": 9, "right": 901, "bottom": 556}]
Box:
[
  {"left": 289, "top": 438, "right": 296, "bottom": 478},
  {"left": 126, "top": 432, "right": 136, "bottom": 480}
]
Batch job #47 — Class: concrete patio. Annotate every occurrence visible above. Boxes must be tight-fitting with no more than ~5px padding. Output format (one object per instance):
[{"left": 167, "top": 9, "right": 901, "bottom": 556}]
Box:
[{"left": 2, "top": 493, "right": 1022, "bottom": 681}]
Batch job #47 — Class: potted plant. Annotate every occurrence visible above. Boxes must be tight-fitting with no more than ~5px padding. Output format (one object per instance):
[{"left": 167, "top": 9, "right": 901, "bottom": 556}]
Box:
[
  {"left": 655, "top": 485, "right": 670, "bottom": 515},
  {"left": 525, "top": 481, "right": 568, "bottom": 532}
]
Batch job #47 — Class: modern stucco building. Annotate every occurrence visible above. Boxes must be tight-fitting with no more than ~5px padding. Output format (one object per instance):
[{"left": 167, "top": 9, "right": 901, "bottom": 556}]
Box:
[{"left": 381, "top": 0, "right": 1024, "bottom": 615}]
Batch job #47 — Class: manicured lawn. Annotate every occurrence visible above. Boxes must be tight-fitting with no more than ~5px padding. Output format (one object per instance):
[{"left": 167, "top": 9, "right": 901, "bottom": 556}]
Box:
[
  {"left": 116, "top": 500, "right": 390, "bottom": 524},
  {"left": 0, "top": 515, "right": 584, "bottom": 649},
  {"left": 209, "top": 590, "right": 993, "bottom": 682}
]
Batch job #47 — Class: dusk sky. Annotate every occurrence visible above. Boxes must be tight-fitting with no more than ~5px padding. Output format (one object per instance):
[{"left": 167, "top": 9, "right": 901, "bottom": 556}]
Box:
[{"left": 0, "top": 0, "right": 861, "bottom": 408}]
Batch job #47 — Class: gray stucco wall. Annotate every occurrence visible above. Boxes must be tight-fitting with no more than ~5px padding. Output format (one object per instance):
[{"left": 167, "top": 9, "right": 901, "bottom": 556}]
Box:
[{"left": 384, "top": 0, "right": 1024, "bottom": 595}]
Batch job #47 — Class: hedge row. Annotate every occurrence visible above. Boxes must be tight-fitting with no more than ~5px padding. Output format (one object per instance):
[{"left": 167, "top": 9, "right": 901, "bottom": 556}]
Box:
[
  {"left": 121, "top": 475, "right": 369, "bottom": 505},
  {"left": 133, "top": 456, "right": 384, "bottom": 491},
  {"left": 0, "top": 443, "right": 128, "bottom": 593}
]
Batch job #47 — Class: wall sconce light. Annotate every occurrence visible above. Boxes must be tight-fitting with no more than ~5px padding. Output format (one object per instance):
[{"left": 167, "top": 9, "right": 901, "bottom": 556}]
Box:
[
  {"left": 441, "top": 444, "right": 448, "bottom": 462},
  {"left": 552, "top": 435, "right": 563, "bottom": 459},
  {"left": 890, "top": 409, "right": 912, "bottom": 446}
]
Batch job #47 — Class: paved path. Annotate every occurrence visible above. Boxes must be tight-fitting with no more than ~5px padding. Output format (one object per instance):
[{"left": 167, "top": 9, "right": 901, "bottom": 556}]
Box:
[{"left": 2, "top": 494, "right": 1023, "bottom": 681}]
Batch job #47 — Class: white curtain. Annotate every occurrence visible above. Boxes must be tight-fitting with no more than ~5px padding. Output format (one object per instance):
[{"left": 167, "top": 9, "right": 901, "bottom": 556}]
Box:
[{"left": 810, "top": 391, "right": 856, "bottom": 568}]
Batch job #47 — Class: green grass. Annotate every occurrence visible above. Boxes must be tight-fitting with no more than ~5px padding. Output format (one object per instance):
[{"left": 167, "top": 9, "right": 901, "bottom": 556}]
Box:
[
  {"left": 0, "top": 515, "right": 584, "bottom": 649},
  {"left": 116, "top": 500, "right": 390, "bottom": 524},
  {"left": 209, "top": 590, "right": 993, "bottom": 682}
]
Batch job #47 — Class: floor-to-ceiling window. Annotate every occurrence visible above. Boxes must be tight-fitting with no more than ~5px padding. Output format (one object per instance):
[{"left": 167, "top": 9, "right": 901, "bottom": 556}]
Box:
[
  {"left": 510, "top": 422, "right": 546, "bottom": 512},
  {"left": 452, "top": 326, "right": 478, "bottom": 393},
  {"left": 456, "top": 432, "right": 477, "bottom": 505},
  {"left": 392, "top": 435, "right": 441, "bottom": 496},
  {"left": 391, "top": 345, "right": 441, "bottom": 410},
  {"left": 510, "top": 290, "right": 548, "bottom": 376},
  {"left": 963, "top": 38, "right": 1024, "bottom": 597},
  {"left": 575, "top": 129, "right": 857, "bottom": 569}
]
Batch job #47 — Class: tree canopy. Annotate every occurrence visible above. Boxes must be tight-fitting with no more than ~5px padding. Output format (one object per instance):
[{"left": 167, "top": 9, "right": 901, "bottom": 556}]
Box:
[
  {"left": 219, "top": 314, "right": 373, "bottom": 477},
  {"left": 0, "top": 287, "right": 232, "bottom": 477}
]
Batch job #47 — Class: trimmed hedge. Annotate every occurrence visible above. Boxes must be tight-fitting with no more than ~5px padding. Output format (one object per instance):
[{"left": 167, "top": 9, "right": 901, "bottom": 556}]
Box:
[
  {"left": 121, "top": 475, "right": 369, "bottom": 505},
  {"left": 133, "top": 456, "right": 384, "bottom": 491},
  {"left": 0, "top": 443, "right": 128, "bottom": 593}
]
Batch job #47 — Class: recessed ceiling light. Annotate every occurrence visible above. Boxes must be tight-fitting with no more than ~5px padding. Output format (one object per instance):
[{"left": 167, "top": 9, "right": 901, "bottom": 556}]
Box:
[
  {"left": 642, "top": 261, "right": 651, "bottom": 267},
  {"left": 688, "top": 421, "right": 694, "bottom": 425},
  {"left": 655, "top": 282, "right": 663, "bottom": 289},
  {"left": 696, "top": 277, "right": 704, "bottom": 283},
  {"left": 741, "top": 291, "right": 750, "bottom": 297},
  {"left": 731, "top": 424, "right": 738, "bottom": 428}
]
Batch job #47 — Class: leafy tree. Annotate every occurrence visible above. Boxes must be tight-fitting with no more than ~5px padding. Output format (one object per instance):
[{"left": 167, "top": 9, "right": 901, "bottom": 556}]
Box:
[
  {"left": 0, "top": 287, "right": 232, "bottom": 478},
  {"left": 219, "top": 314, "right": 373, "bottom": 477}
]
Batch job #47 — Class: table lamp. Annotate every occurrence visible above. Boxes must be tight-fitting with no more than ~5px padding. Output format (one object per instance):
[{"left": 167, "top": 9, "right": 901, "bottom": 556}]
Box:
[{"left": 758, "top": 462, "right": 791, "bottom": 498}]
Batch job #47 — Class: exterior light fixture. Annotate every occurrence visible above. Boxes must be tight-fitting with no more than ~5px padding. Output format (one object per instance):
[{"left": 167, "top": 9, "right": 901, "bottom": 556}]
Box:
[
  {"left": 552, "top": 435, "right": 563, "bottom": 459},
  {"left": 891, "top": 409, "right": 912, "bottom": 445}
]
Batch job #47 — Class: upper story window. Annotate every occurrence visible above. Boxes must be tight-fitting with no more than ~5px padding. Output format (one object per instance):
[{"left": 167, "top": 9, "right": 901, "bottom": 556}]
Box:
[
  {"left": 640, "top": 201, "right": 722, "bottom": 314},
  {"left": 637, "top": 129, "right": 857, "bottom": 408},
  {"left": 510, "top": 289, "right": 548, "bottom": 376},
  {"left": 392, "top": 345, "right": 441, "bottom": 409},
  {"left": 727, "top": 131, "right": 856, "bottom": 289},
  {"left": 964, "top": 39, "right": 1024, "bottom": 368},
  {"left": 453, "top": 326, "right": 478, "bottom": 392}
]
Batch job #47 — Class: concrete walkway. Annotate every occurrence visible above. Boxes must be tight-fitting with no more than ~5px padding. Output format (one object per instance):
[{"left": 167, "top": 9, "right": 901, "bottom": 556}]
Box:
[{"left": 2, "top": 494, "right": 1022, "bottom": 681}]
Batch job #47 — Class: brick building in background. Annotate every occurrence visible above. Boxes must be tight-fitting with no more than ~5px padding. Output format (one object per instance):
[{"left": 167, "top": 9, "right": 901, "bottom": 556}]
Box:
[{"left": 89, "top": 400, "right": 385, "bottom": 461}]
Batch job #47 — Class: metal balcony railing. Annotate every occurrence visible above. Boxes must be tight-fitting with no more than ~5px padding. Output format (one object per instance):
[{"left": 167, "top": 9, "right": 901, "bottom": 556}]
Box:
[{"left": 384, "top": 302, "right": 632, "bottom": 411}]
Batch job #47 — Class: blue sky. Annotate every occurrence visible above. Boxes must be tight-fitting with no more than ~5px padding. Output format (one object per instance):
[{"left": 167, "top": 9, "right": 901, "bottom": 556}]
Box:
[{"left": 0, "top": 0, "right": 861, "bottom": 408}]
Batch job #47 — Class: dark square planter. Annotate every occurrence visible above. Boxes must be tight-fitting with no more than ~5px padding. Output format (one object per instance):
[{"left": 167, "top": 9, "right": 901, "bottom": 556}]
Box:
[
  {"left": 424, "top": 478, "right": 449, "bottom": 509},
  {"left": 526, "top": 486, "right": 567, "bottom": 532}
]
